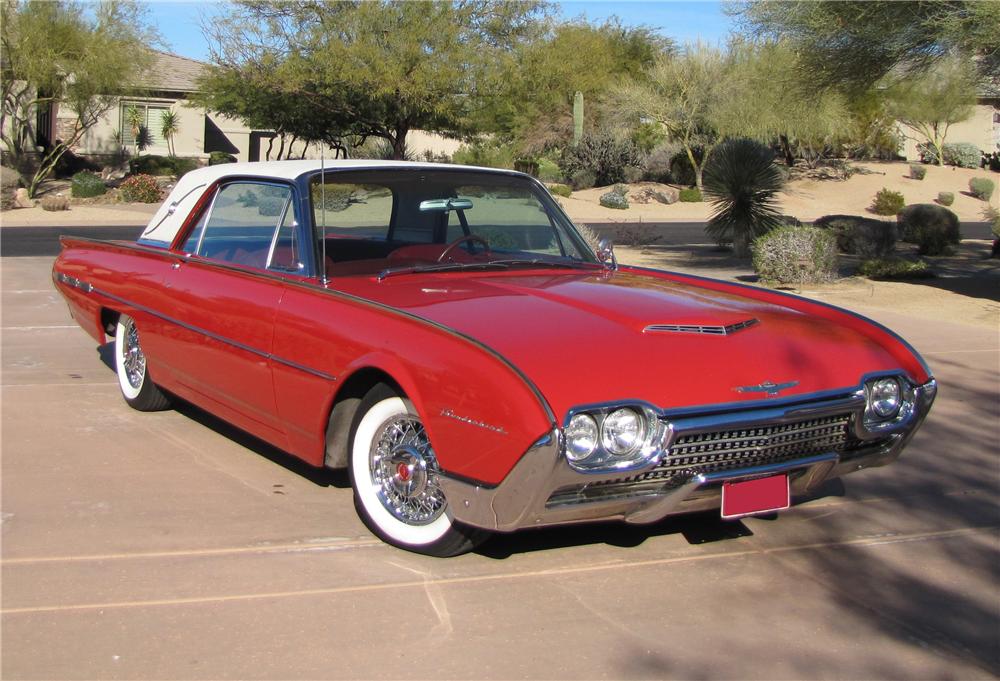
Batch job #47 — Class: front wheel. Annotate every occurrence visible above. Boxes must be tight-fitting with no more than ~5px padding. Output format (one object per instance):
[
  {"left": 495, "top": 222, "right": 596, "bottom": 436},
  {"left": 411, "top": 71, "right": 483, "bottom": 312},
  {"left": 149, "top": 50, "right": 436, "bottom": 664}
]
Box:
[
  {"left": 349, "top": 386, "right": 487, "bottom": 556},
  {"left": 114, "top": 314, "right": 170, "bottom": 411}
]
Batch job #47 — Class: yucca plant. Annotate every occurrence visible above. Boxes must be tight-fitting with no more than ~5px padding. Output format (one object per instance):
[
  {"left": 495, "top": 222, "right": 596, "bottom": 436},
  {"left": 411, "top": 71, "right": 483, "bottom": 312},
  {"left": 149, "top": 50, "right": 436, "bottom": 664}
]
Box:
[
  {"left": 160, "top": 110, "right": 179, "bottom": 157},
  {"left": 702, "top": 138, "right": 785, "bottom": 258}
]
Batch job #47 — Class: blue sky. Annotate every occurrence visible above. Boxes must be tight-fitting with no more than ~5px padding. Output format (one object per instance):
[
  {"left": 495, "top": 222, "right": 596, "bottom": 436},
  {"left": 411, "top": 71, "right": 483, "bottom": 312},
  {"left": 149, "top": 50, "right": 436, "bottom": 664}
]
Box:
[{"left": 147, "top": 1, "right": 735, "bottom": 62}]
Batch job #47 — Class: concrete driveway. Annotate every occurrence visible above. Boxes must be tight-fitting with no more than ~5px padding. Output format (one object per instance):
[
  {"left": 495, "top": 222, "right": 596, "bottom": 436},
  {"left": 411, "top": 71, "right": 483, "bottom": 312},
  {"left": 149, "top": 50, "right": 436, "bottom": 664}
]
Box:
[{"left": 2, "top": 256, "right": 998, "bottom": 679}]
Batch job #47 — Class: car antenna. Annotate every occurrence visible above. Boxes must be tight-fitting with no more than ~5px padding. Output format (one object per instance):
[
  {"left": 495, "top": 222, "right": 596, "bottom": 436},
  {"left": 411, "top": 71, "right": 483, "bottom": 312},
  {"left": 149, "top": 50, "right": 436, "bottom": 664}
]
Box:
[{"left": 320, "top": 146, "right": 327, "bottom": 284}]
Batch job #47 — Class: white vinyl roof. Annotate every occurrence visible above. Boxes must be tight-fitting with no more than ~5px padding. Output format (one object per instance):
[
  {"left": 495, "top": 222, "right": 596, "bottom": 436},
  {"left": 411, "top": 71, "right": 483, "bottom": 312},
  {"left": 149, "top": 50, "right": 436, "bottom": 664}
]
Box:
[{"left": 139, "top": 159, "right": 514, "bottom": 246}]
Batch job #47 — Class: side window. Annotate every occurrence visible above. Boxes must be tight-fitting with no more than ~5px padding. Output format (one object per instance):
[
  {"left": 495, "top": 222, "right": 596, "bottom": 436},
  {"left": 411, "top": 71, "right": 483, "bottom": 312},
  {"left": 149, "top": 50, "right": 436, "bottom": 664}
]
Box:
[
  {"left": 186, "top": 182, "right": 293, "bottom": 269},
  {"left": 267, "top": 204, "right": 301, "bottom": 272}
]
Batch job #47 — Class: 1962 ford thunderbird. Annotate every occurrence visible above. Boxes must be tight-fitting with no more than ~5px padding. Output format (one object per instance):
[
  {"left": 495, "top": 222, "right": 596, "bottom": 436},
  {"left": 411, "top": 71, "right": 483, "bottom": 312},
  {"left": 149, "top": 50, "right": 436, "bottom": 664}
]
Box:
[{"left": 53, "top": 160, "right": 936, "bottom": 555}]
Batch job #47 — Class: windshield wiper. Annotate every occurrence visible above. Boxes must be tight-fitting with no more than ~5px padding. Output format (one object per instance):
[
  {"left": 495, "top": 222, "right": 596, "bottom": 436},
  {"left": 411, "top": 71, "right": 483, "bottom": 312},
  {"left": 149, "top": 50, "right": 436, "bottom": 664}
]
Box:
[
  {"left": 487, "top": 258, "right": 603, "bottom": 271},
  {"left": 377, "top": 261, "right": 509, "bottom": 281}
]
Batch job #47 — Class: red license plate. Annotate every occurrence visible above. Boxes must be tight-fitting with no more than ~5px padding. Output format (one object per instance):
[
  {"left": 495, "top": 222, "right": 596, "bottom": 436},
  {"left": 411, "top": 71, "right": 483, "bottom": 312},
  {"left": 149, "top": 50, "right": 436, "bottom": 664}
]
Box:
[{"left": 721, "top": 474, "right": 790, "bottom": 519}]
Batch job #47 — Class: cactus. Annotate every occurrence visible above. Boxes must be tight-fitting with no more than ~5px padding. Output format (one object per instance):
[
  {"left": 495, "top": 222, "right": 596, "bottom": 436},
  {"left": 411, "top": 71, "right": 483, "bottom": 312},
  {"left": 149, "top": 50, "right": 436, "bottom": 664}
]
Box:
[{"left": 573, "top": 91, "right": 584, "bottom": 145}]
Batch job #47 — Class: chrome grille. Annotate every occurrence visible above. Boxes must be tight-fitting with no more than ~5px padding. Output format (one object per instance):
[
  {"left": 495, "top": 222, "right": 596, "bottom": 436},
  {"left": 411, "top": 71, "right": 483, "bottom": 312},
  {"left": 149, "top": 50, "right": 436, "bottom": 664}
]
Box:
[{"left": 631, "top": 414, "right": 851, "bottom": 482}]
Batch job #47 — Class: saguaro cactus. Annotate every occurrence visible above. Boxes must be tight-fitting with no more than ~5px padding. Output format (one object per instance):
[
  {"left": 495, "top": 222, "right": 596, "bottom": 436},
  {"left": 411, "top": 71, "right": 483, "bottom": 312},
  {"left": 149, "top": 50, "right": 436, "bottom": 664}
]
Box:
[{"left": 573, "top": 91, "right": 584, "bottom": 145}]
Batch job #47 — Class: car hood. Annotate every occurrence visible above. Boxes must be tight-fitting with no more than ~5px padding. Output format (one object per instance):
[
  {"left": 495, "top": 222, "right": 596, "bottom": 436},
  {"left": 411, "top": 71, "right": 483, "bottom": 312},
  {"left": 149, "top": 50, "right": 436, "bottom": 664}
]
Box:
[{"left": 336, "top": 270, "right": 903, "bottom": 420}]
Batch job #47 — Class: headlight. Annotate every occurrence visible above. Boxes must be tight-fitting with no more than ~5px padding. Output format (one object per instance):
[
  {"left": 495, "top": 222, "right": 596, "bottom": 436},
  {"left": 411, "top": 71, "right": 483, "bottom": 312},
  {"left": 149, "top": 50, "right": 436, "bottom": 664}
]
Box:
[
  {"left": 565, "top": 414, "right": 599, "bottom": 462},
  {"left": 870, "top": 378, "right": 902, "bottom": 418},
  {"left": 601, "top": 408, "right": 645, "bottom": 456}
]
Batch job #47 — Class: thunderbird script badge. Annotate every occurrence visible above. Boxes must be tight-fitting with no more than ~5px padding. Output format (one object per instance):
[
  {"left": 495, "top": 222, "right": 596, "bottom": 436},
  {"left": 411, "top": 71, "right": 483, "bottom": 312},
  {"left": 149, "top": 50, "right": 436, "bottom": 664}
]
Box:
[{"left": 734, "top": 380, "right": 800, "bottom": 397}]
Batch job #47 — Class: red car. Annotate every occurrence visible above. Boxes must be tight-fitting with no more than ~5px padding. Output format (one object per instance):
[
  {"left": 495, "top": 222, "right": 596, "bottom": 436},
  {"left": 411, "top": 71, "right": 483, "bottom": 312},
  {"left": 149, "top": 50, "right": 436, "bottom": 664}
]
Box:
[{"left": 53, "top": 161, "right": 936, "bottom": 555}]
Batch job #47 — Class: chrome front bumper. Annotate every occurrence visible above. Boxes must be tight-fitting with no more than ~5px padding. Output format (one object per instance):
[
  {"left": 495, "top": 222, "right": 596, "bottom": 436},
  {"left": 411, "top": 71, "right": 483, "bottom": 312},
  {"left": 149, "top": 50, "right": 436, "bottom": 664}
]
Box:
[{"left": 439, "top": 380, "right": 937, "bottom": 532}]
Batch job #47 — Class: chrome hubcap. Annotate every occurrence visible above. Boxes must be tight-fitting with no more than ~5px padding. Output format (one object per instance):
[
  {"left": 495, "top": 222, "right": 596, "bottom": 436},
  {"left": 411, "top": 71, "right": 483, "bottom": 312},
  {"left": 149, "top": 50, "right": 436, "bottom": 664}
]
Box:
[
  {"left": 370, "top": 415, "right": 446, "bottom": 525},
  {"left": 123, "top": 318, "right": 145, "bottom": 390}
]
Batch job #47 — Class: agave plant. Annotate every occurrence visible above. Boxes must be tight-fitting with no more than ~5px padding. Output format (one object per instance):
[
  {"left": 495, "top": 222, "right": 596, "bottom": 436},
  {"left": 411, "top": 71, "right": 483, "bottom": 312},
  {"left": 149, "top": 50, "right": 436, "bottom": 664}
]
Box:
[{"left": 703, "top": 138, "right": 786, "bottom": 258}]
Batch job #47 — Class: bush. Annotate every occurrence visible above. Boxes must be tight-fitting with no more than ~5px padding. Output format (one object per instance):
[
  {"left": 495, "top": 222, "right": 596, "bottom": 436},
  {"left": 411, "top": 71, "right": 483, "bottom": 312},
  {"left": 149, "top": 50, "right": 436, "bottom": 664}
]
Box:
[
  {"left": 908, "top": 164, "right": 926, "bottom": 180},
  {"left": 642, "top": 142, "right": 678, "bottom": 183},
  {"left": 560, "top": 130, "right": 642, "bottom": 188},
  {"left": 209, "top": 151, "right": 237, "bottom": 166},
  {"left": 40, "top": 194, "right": 69, "bottom": 211},
  {"left": 813, "top": 214, "right": 896, "bottom": 258},
  {"left": 859, "top": 257, "right": 933, "bottom": 279},
  {"left": 70, "top": 171, "right": 107, "bottom": 198},
  {"left": 119, "top": 174, "right": 162, "bottom": 203},
  {"left": 897, "top": 204, "right": 961, "bottom": 255},
  {"left": 871, "top": 188, "right": 905, "bottom": 216},
  {"left": 537, "top": 157, "right": 562, "bottom": 182},
  {"left": 678, "top": 187, "right": 702, "bottom": 202},
  {"left": 752, "top": 226, "right": 838, "bottom": 284},
  {"left": 985, "top": 206, "right": 1000, "bottom": 239},
  {"left": 452, "top": 140, "right": 515, "bottom": 169},
  {"left": 945, "top": 142, "right": 980, "bottom": 169},
  {"left": 969, "top": 177, "right": 995, "bottom": 201},
  {"left": 258, "top": 197, "right": 285, "bottom": 216},
  {"left": 513, "top": 158, "right": 539, "bottom": 177},
  {"left": 937, "top": 191, "right": 954, "bottom": 206},
  {"left": 599, "top": 185, "right": 629, "bottom": 210},
  {"left": 917, "top": 142, "right": 939, "bottom": 165},
  {"left": 547, "top": 183, "right": 572, "bottom": 198},
  {"left": 128, "top": 155, "right": 199, "bottom": 178},
  {"left": 570, "top": 169, "right": 596, "bottom": 190},
  {"left": 702, "top": 138, "right": 785, "bottom": 257}
]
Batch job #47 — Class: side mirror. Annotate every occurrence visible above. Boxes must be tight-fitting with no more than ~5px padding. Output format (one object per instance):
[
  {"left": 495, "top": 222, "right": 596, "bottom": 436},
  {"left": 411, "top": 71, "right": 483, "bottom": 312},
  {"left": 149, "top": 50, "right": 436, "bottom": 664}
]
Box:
[{"left": 597, "top": 237, "right": 617, "bottom": 270}]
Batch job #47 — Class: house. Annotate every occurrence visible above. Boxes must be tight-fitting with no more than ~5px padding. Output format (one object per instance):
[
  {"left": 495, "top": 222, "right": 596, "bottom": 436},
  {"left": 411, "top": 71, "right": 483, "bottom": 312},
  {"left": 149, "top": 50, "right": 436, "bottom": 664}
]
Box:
[{"left": 901, "top": 72, "right": 1000, "bottom": 161}]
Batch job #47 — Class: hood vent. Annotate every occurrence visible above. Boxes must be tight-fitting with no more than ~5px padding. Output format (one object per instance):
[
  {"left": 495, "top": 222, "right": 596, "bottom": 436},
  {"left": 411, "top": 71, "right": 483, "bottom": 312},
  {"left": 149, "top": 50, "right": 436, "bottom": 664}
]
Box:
[{"left": 643, "top": 318, "right": 759, "bottom": 336}]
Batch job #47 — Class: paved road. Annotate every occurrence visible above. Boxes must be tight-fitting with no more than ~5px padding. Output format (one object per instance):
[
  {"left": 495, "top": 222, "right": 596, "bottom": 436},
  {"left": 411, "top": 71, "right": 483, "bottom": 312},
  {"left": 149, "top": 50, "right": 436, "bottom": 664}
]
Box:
[
  {"left": 2, "top": 256, "right": 997, "bottom": 679},
  {"left": 2, "top": 220, "right": 993, "bottom": 257}
]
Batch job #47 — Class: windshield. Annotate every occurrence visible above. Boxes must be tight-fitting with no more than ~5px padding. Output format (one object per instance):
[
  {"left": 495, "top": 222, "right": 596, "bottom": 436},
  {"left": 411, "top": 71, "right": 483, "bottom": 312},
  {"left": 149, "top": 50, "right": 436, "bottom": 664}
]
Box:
[{"left": 309, "top": 168, "right": 597, "bottom": 276}]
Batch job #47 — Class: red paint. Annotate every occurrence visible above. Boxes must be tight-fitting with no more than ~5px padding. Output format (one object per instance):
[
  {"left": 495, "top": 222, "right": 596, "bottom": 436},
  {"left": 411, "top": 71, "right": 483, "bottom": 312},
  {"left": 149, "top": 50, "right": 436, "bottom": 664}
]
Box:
[{"left": 721, "top": 475, "right": 791, "bottom": 519}]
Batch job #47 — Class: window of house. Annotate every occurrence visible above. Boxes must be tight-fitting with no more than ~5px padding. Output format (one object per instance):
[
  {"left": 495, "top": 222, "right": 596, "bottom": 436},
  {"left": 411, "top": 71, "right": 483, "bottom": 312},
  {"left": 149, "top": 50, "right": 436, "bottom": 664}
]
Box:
[{"left": 120, "top": 101, "right": 171, "bottom": 150}]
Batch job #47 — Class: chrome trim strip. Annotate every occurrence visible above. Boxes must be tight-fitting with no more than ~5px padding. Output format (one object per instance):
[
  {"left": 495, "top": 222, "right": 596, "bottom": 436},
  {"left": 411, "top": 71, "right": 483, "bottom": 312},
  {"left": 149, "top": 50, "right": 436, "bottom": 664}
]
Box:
[
  {"left": 643, "top": 318, "right": 759, "bottom": 335},
  {"left": 140, "top": 183, "right": 207, "bottom": 239}
]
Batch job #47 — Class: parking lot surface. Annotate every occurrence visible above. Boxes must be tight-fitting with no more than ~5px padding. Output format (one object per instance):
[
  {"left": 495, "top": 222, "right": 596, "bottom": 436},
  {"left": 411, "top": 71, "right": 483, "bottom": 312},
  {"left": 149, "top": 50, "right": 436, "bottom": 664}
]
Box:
[{"left": 2, "top": 255, "right": 998, "bottom": 679}]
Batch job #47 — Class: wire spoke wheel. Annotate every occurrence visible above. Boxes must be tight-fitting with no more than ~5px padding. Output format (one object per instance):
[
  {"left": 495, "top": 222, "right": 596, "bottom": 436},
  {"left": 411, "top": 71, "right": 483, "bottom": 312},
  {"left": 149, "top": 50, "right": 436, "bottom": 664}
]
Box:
[
  {"left": 122, "top": 317, "right": 146, "bottom": 390},
  {"left": 370, "top": 415, "right": 447, "bottom": 526}
]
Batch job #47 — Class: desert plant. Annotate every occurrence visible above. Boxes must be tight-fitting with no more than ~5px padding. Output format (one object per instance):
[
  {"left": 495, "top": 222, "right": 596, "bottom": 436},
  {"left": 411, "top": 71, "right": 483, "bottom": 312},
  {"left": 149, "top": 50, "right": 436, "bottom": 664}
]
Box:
[
  {"left": 573, "top": 91, "right": 584, "bottom": 145},
  {"left": 70, "top": 171, "right": 107, "bottom": 198},
  {"left": 40, "top": 194, "right": 70, "bottom": 211},
  {"left": 209, "top": 151, "right": 237, "bottom": 165},
  {"left": 945, "top": 142, "right": 980, "bottom": 169},
  {"left": 702, "top": 138, "right": 785, "bottom": 257},
  {"left": 123, "top": 104, "right": 144, "bottom": 156},
  {"left": 678, "top": 187, "right": 702, "bottom": 202},
  {"left": 617, "top": 224, "right": 659, "bottom": 246},
  {"left": 858, "top": 257, "right": 933, "bottom": 279},
  {"left": 752, "top": 226, "right": 838, "bottom": 284},
  {"left": 937, "top": 191, "right": 954, "bottom": 206},
  {"left": 160, "top": 110, "right": 179, "bottom": 157},
  {"left": 128, "top": 155, "right": 198, "bottom": 177},
  {"left": 559, "top": 130, "right": 641, "bottom": 188},
  {"left": 576, "top": 223, "right": 601, "bottom": 253},
  {"left": 871, "top": 188, "right": 905, "bottom": 216},
  {"left": 536, "top": 158, "right": 562, "bottom": 182},
  {"left": 813, "top": 214, "right": 896, "bottom": 258},
  {"left": 119, "top": 174, "right": 162, "bottom": 203},
  {"left": 987, "top": 206, "right": 1000, "bottom": 258},
  {"left": 513, "top": 158, "right": 539, "bottom": 177},
  {"left": 969, "top": 177, "right": 995, "bottom": 201},
  {"left": 257, "top": 196, "right": 285, "bottom": 216},
  {"left": 908, "top": 163, "right": 926, "bottom": 180},
  {"left": 570, "top": 169, "right": 596, "bottom": 191},
  {"left": 599, "top": 185, "right": 629, "bottom": 210},
  {"left": 897, "top": 203, "right": 961, "bottom": 255},
  {"left": 452, "top": 140, "right": 514, "bottom": 169},
  {"left": 547, "top": 183, "right": 572, "bottom": 198}
]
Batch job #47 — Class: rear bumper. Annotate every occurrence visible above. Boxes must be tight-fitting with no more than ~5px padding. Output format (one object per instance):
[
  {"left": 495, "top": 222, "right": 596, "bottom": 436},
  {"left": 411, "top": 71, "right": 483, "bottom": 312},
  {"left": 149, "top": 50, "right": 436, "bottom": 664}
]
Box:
[{"left": 439, "top": 380, "right": 937, "bottom": 532}]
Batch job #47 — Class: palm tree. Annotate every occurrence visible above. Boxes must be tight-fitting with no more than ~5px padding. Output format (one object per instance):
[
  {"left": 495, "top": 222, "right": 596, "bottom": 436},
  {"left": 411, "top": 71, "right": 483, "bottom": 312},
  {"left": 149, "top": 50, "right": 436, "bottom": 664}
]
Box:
[
  {"left": 703, "top": 138, "right": 786, "bottom": 258},
  {"left": 160, "top": 110, "right": 179, "bottom": 157},
  {"left": 123, "top": 104, "right": 144, "bottom": 157}
]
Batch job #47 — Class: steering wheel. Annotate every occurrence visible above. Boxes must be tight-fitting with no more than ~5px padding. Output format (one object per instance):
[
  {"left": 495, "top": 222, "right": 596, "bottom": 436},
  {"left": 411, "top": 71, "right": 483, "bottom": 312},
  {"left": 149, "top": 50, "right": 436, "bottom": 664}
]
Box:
[{"left": 437, "top": 235, "right": 491, "bottom": 262}]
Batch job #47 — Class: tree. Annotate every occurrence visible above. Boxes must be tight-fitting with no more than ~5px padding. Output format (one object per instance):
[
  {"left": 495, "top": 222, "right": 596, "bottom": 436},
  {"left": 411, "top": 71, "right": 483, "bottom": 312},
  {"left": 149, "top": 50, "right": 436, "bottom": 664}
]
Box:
[
  {"left": 886, "top": 56, "right": 977, "bottom": 166},
  {"left": 123, "top": 104, "right": 143, "bottom": 157},
  {"left": 616, "top": 45, "right": 728, "bottom": 190},
  {"left": 0, "top": 0, "right": 155, "bottom": 196},
  {"left": 733, "top": 1, "right": 1000, "bottom": 91},
  {"left": 159, "top": 109, "right": 179, "bottom": 157},
  {"left": 201, "top": 1, "right": 545, "bottom": 160}
]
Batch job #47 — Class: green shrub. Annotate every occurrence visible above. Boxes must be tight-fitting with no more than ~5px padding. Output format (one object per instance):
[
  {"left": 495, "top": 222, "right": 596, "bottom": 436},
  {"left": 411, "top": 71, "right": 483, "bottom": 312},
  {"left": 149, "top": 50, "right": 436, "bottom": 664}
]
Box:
[
  {"left": 937, "top": 191, "right": 954, "bottom": 206},
  {"left": 897, "top": 204, "right": 961, "bottom": 255},
  {"left": 642, "top": 142, "right": 677, "bottom": 183},
  {"left": 570, "top": 169, "right": 596, "bottom": 190},
  {"left": 969, "top": 177, "right": 995, "bottom": 201},
  {"left": 452, "top": 140, "right": 515, "bottom": 169},
  {"left": 70, "top": 171, "right": 106, "bottom": 198},
  {"left": 209, "top": 151, "right": 237, "bottom": 166},
  {"left": 871, "top": 188, "right": 905, "bottom": 215},
  {"left": 599, "top": 184, "right": 629, "bottom": 210},
  {"left": 560, "top": 130, "right": 642, "bottom": 188},
  {"left": 703, "top": 138, "right": 785, "bottom": 257},
  {"left": 669, "top": 149, "right": 700, "bottom": 186},
  {"left": 513, "top": 158, "right": 539, "bottom": 177},
  {"left": 813, "top": 214, "right": 896, "bottom": 258},
  {"left": 945, "top": 142, "right": 980, "bottom": 169},
  {"left": 547, "top": 183, "right": 572, "bottom": 198},
  {"left": 908, "top": 164, "right": 926, "bottom": 180},
  {"left": 678, "top": 187, "right": 702, "bottom": 202},
  {"left": 859, "top": 257, "right": 933, "bottom": 279},
  {"left": 119, "top": 174, "right": 162, "bottom": 203},
  {"left": 752, "top": 226, "right": 838, "bottom": 284},
  {"left": 982, "top": 206, "right": 999, "bottom": 239},
  {"left": 257, "top": 196, "right": 285, "bottom": 216},
  {"left": 40, "top": 195, "right": 69, "bottom": 211},
  {"left": 537, "top": 157, "right": 562, "bottom": 182},
  {"left": 129, "top": 155, "right": 199, "bottom": 177}
]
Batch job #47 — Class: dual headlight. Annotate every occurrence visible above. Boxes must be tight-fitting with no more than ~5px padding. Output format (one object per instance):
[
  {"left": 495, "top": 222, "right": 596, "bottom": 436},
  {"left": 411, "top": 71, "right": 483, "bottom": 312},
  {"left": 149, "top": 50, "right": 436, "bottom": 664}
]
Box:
[
  {"left": 564, "top": 406, "right": 665, "bottom": 471},
  {"left": 862, "top": 375, "right": 915, "bottom": 432}
]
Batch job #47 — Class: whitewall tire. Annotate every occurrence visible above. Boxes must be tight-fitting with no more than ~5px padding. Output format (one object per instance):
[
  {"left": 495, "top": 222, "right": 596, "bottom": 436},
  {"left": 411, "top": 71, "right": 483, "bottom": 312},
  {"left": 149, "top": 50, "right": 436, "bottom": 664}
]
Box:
[{"left": 114, "top": 314, "right": 170, "bottom": 411}]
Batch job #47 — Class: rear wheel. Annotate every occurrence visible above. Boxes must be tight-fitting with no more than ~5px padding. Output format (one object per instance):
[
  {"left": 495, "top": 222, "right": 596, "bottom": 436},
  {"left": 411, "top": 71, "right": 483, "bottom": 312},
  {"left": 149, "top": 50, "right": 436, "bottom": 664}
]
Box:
[
  {"left": 114, "top": 314, "right": 170, "bottom": 411},
  {"left": 349, "top": 385, "right": 487, "bottom": 556}
]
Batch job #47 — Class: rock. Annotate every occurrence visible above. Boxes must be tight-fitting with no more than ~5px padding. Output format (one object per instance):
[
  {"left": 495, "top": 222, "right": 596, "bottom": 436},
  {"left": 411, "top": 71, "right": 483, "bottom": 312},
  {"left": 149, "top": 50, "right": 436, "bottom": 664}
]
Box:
[
  {"left": 101, "top": 163, "right": 129, "bottom": 182},
  {"left": 630, "top": 185, "right": 678, "bottom": 205},
  {"left": 13, "top": 188, "right": 34, "bottom": 208}
]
